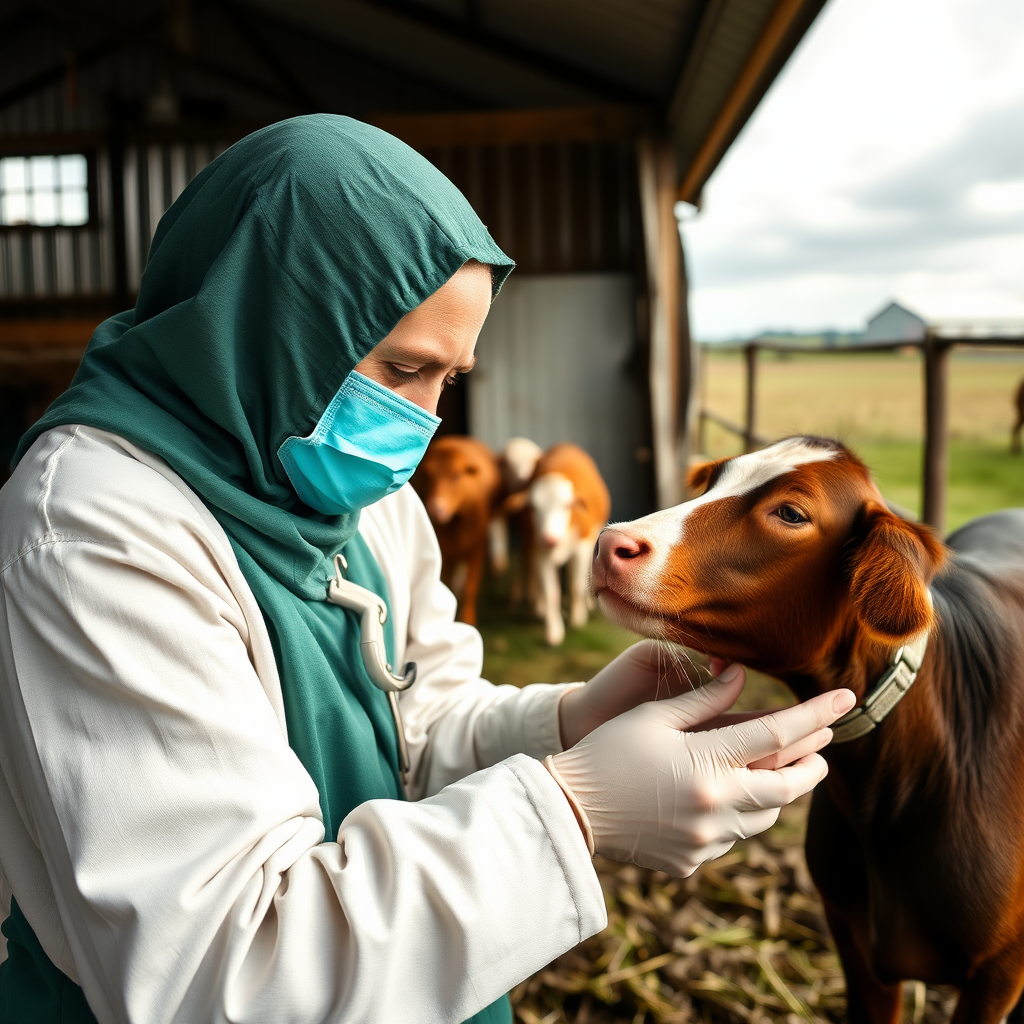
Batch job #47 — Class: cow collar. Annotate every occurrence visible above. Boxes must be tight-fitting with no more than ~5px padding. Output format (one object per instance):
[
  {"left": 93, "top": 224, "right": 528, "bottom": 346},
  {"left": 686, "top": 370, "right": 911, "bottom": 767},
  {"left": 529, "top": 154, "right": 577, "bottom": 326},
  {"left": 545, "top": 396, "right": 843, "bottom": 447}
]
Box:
[{"left": 830, "top": 632, "right": 930, "bottom": 744}]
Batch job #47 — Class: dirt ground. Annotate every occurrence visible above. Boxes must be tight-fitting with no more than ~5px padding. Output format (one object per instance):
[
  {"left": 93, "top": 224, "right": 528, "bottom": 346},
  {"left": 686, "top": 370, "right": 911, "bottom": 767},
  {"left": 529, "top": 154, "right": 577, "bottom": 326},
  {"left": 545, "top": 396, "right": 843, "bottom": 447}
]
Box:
[{"left": 510, "top": 809, "right": 959, "bottom": 1024}]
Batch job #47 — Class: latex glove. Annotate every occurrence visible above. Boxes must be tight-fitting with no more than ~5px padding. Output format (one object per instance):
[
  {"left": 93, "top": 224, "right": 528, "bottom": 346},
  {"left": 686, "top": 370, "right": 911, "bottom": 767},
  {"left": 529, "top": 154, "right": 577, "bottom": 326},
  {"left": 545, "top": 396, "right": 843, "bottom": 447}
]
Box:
[
  {"left": 559, "top": 639, "right": 713, "bottom": 749},
  {"left": 546, "top": 667, "right": 855, "bottom": 876}
]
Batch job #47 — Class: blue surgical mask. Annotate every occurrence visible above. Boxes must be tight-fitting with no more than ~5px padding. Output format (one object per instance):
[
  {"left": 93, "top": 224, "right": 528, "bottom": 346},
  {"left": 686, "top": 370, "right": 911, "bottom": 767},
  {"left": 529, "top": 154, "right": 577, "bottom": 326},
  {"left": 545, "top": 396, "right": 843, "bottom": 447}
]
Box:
[{"left": 278, "top": 370, "right": 441, "bottom": 514}]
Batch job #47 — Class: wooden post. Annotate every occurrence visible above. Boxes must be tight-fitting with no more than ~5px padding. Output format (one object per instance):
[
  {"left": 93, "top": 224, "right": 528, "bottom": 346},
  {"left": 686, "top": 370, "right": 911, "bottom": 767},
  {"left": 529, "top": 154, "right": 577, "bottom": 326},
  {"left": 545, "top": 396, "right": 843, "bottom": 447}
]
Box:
[
  {"left": 637, "top": 134, "right": 682, "bottom": 509},
  {"left": 695, "top": 344, "right": 708, "bottom": 456},
  {"left": 743, "top": 342, "right": 758, "bottom": 453},
  {"left": 922, "top": 333, "right": 950, "bottom": 534},
  {"left": 676, "top": 229, "right": 697, "bottom": 476}
]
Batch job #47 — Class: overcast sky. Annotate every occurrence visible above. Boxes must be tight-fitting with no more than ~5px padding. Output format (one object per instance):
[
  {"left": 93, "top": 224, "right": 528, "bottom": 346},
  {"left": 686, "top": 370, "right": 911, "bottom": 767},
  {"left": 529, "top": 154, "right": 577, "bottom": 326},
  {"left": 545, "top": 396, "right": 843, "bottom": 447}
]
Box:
[{"left": 682, "top": 0, "right": 1024, "bottom": 340}]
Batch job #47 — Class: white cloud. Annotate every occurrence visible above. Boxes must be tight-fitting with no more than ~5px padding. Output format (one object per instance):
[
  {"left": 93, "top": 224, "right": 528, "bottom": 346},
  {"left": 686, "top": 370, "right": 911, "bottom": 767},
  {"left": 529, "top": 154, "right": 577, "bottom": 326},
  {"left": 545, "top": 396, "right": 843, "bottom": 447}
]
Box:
[
  {"left": 970, "top": 180, "right": 1024, "bottom": 214},
  {"left": 683, "top": 0, "right": 1024, "bottom": 340}
]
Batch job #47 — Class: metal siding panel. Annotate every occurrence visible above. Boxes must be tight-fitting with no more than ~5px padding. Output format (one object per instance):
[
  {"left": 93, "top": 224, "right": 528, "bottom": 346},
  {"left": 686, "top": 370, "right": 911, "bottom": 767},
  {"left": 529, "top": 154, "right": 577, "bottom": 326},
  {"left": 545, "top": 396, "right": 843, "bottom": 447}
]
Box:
[
  {"left": 95, "top": 146, "right": 114, "bottom": 294},
  {"left": 123, "top": 144, "right": 143, "bottom": 295},
  {"left": 469, "top": 272, "right": 652, "bottom": 520},
  {"left": 0, "top": 235, "right": 13, "bottom": 298},
  {"left": 78, "top": 228, "right": 93, "bottom": 294},
  {"left": 169, "top": 143, "right": 188, "bottom": 204},
  {"left": 29, "top": 231, "right": 47, "bottom": 296},
  {"left": 53, "top": 228, "right": 74, "bottom": 295},
  {"left": 147, "top": 144, "right": 164, "bottom": 245}
]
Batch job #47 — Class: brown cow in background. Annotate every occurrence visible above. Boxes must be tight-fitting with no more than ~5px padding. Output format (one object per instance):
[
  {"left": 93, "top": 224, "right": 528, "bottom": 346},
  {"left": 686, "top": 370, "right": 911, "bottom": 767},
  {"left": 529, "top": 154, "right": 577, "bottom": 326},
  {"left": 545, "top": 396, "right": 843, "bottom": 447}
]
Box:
[{"left": 412, "top": 435, "right": 501, "bottom": 626}]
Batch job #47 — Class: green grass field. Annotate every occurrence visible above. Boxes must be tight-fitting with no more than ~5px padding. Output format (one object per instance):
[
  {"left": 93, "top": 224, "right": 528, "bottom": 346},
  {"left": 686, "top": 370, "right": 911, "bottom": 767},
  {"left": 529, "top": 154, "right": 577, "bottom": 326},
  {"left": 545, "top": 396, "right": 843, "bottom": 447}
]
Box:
[{"left": 700, "top": 348, "right": 1024, "bottom": 531}]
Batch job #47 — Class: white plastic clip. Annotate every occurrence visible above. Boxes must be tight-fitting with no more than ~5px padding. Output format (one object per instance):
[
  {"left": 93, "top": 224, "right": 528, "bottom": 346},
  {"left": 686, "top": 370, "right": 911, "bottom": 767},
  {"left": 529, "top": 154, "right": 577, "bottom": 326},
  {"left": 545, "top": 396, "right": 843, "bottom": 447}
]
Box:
[{"left": 327, "top": 554, "right": 416, "bottom": 782}]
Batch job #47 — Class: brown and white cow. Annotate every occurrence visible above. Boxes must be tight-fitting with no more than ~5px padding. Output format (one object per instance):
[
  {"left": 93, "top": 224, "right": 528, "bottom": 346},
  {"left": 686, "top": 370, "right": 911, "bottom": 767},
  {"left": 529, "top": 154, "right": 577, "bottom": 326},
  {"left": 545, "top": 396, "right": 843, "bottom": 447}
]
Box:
[
  {"left": 592, "top": 436, "right": 1024, "bottom": 1024},
  {"left": 522, "top": 443, "right": 610, "bottom": 646},
  {"left": 412, "top": 435, "right": 501, "bottom": 626}
]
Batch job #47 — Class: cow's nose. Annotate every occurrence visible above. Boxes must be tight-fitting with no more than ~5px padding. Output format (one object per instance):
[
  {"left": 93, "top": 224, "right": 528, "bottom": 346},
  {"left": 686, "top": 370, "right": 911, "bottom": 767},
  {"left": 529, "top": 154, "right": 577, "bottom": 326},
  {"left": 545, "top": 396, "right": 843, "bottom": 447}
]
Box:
[
  {"left": 596, "top": 529, "right": 649, "bottom": 564},
  {"left": 427, "top": 498, "right": 453, "bottom": 524}
]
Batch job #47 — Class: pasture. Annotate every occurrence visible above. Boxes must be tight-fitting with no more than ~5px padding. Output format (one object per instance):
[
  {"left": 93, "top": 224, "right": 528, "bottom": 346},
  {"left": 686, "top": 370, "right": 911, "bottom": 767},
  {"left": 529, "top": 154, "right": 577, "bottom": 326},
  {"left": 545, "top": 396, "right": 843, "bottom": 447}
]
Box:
[
  {"left": 489, "top": 349, "right": 1023, "bottom": 1022},
  {"left": 699, "top": 348, "right": 1024, "bottom": 530}
]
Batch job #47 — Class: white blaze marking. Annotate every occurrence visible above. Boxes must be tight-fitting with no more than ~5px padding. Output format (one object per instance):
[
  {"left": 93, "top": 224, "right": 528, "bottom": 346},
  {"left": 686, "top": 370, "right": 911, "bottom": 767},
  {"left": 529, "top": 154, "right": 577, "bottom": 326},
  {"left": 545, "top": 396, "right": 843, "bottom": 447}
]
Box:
[
  {"left": 609, "top": 438, "right": 839, "bottom": 589},
  {"left": 531, "top": 472, "right": 576, "bottom": 547}
]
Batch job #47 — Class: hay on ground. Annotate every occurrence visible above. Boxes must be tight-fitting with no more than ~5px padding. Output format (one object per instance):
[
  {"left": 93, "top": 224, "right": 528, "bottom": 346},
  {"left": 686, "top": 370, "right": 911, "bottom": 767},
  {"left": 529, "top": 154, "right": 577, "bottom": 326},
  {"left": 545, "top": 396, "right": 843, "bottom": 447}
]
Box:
[{"left": 510, "top": 805, "right": 958, "bottom": 1024}]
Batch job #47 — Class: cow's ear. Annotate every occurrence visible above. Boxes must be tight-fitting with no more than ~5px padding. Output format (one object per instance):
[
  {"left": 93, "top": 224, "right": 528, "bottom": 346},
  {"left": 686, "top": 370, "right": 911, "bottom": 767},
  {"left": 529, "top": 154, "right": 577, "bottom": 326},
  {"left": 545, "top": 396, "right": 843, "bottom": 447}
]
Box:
[
  {"left": 686, "top": 458, "right": 727, "bottom": 497},
  {"left": 848, "top": 503, "right": 946, "bottom": 644}
]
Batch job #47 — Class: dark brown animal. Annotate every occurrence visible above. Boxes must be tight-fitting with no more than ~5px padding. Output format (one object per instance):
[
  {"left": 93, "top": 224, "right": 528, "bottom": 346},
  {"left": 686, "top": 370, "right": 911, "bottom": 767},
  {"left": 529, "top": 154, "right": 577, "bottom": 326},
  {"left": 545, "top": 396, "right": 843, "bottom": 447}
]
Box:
[
  {"left": 412, "top": 435, "right": 500, "bottom": 626},
  {"left": 592, "top": 436, "right": 1024, "bottom": 1023}
]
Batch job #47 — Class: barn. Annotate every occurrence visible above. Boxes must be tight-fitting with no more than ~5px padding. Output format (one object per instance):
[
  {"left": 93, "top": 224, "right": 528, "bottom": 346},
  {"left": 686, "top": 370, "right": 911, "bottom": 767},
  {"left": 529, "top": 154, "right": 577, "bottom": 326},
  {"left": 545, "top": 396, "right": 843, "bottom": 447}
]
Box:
[{"left": 0, "top": 0, "right": 829, "bottom": 519}]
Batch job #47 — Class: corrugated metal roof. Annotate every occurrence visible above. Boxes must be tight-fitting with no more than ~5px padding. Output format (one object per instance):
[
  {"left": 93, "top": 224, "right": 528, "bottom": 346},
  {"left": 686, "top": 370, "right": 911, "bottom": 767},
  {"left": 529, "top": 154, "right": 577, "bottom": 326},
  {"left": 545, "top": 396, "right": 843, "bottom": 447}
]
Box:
[
  {"left": 479, "top": 0, "right": 695, "bottom": 96},
  {"left": 670, "top": 0, "right": 777, "bottom": 167},
  {"left": 0, "top": 0, "right": 828, "bottom": 195}
]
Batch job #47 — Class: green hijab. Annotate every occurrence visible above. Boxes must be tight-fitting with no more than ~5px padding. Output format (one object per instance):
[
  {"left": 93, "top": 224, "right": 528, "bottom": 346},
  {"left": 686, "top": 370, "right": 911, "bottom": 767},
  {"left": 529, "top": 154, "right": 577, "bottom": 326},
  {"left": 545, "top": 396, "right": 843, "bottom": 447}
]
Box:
[{"left": 7, "top": 114, "right": 515, "bottom": 1024}]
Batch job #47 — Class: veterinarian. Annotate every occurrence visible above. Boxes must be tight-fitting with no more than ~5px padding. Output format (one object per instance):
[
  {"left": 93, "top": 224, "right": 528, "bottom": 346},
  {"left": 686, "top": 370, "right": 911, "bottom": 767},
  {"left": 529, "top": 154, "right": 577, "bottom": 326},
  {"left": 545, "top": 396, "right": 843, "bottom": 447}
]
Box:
[{"left": 0, "top": 115, "right": 854, "bottom": 1024}]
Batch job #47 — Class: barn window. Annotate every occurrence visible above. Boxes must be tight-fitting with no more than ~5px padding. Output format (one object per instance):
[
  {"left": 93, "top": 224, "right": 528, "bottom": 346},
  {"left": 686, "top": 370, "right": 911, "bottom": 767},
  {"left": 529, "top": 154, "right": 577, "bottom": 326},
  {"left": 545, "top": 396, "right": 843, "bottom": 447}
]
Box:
[{"left": 0, "top": 154, "right": 89, "bottom": 227}]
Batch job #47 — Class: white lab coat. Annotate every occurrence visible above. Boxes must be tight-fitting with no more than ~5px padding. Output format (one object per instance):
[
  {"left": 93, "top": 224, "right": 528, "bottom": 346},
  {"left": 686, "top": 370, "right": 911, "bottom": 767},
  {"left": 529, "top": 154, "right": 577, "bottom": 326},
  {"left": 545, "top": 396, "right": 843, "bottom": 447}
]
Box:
[{"left": 0, "top": 424, "right": 606, "bottom": 1024}]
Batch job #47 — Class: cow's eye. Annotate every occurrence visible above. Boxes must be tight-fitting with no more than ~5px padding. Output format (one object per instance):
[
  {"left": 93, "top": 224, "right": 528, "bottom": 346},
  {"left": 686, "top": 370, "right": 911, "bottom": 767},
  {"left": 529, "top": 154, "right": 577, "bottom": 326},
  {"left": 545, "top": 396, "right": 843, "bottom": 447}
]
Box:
[
  {"left": 464, "top": 465, "right": 479, "bottom": 475},
  {"left": 775, "top": 504, "right": 808, "bottom": 525}
]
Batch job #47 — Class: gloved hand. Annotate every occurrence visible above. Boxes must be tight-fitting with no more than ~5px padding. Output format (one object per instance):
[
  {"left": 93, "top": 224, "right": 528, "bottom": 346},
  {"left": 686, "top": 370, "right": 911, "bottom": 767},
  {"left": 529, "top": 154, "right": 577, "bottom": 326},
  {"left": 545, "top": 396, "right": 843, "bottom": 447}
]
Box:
[
  {"left": 558, "top": 639, "right": 714, "bottom": 749},
  {"left": 546, "top": 668, "right": 855, "bottom": 876}
]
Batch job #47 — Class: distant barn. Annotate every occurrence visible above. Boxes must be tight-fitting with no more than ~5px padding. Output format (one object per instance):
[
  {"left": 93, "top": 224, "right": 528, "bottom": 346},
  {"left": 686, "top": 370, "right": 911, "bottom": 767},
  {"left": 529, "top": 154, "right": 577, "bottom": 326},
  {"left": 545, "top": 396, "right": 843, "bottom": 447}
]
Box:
[{"left": 864, "top": 298, "right": 1024, "bottom": 344}]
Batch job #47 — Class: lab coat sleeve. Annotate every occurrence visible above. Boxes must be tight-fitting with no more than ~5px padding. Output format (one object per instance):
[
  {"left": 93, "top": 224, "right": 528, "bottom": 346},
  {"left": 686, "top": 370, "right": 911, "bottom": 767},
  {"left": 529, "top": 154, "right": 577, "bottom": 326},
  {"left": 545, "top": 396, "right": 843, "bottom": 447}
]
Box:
[
  {"left": 0, "top": 427, "right": 607, "bottom": 1024},
  {"left": 358, "top": 486, "right": 586, "bottom": 799}
]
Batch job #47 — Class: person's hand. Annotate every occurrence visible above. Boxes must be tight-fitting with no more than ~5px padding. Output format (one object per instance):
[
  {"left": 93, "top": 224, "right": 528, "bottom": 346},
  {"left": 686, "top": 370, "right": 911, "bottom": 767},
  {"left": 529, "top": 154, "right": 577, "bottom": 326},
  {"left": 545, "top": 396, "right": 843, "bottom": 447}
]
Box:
[
  {"left": 545, "top": 668, "right": 855, "bottom": 876},
  {"left": 558, "top": 640, "right": 717, "bottom": 749}
]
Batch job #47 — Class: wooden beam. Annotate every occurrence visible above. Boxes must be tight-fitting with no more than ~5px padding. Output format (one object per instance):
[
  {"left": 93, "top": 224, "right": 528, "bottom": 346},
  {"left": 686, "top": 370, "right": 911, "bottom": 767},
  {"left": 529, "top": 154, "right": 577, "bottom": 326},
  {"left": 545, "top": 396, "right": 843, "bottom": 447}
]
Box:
[
  {"left": 373, "top": 106, "right": 649, "bottom": 149},
  {"left": 676, "top": 233, "right": 698, "bottom": 469},
  {"left": 354, "top": 0, "right": 656, "bottom": 105},
  {"left": 638, "top": 134, "right": 683, "bottom": 510},
  {"left": 922, "top": 334, "right": 951, "bottom": 534},
  {"left": 252, "top": 0, "right": 596, "bottom": 108},
  {"left": 677, "top": 0, "right": 819, "bottom": 204},
  {"left": 0, "top": 319, "right": 100, "bottom": 349},
  {"left": 216, "top": 0, "right": 320, "bottom": 111},
  {"left": 36, "top": 0, "right": 302, "bottom": 110},
  {"left": 0, "top": 36, "right": 120, "bottom": 115}
]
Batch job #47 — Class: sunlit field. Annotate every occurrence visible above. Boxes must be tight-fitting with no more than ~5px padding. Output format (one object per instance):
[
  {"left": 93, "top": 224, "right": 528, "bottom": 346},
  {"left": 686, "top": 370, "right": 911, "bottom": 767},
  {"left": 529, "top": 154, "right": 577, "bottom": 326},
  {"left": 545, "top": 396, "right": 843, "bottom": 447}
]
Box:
[
  {"left": 487, "top": 348, "right": 1024, "bottom": 1021},
  {"left": 698, "top": 348, "right": 1024, "bottom": 531}
]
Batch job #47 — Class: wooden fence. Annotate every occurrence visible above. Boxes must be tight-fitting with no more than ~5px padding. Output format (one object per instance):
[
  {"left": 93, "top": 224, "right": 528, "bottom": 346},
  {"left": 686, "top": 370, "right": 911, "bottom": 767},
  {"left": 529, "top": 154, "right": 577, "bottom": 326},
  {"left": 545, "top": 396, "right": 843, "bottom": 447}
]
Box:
[{"left": 695, "top": 334, "right": 1024, "bottom": 536}]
